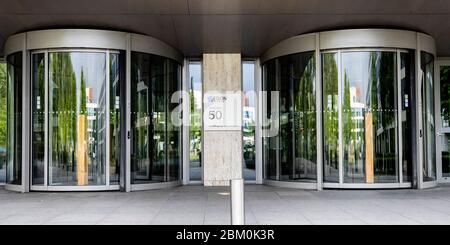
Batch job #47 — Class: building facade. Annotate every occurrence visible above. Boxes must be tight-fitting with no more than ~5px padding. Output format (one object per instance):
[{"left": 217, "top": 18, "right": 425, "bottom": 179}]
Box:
[{"left": 0, "top": 1, "right": 449, "bottom": 192}]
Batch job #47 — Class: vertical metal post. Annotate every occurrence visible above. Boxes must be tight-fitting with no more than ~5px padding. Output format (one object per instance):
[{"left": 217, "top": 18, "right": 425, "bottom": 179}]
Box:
[
  {"left": 254, "top": 59, "right": 263, "bottom": 184},
  {"left": 182, "top": 59, "right": 190, "bottom": 185},
  {"left": 230, "top": 178, "right": 245, "bottom": 225},
  {"left": 315, "top": 33, "right": 323, "bottom": 190},
  {"left": 106, "top": 50, "right": 111, "bottom": 188},
  {"left": 125, "top": 34, "right": 131, "bottom": 192},
  {"left": 44, "top": 51, "right": 49, "bottom": 189},
  {"left": 338, "top": 51, "right": 344, "bottom": 185},
  {"left": 435, "top": 60, "right": 443, "bottom": 181},
  {"left": 22, "top": 36, "right": 30, "bottom": 193},
  {"left": 397, "top": 51, "right": 403, "bottom": 184},
  {"left": 416, "top": 34, "right": 423, "bottom": 189}
]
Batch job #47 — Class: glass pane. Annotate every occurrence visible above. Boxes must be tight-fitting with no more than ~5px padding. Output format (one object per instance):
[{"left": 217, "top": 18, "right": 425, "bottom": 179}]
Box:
[
  {"left": 322, "top": 52, "right": 339, "bottom": 183},
  {"left": 292, "top": 53, "right": 316, "bottom": 181},
  {"left": 263, "top": 59, "right": 279, "bottom": 180},
  {"left": 0, "top": 61, "right": 6, "bottom": 183},
  {"left": 442, "top": 133, "right": 450, "bottom": 178},
  {"left": 243, "top": 62, "right": 256, "bottom": 181},
  {"left": 131, "top": 52, "right": 152, "bottom": 183},
  {"left": 421, "top": 51, "right": 436, "bottom": 182},
  {"left": 151, "top": 56, "right": 166, "bottom": 182},
  {"left": 440, "top": 66, "right": 450, "bottom": 128},
  {"left": 401, "top": 52, "right": 414, "bottom": 182},
  {"left": 262, "top": 52, "right": 316, "bottom": 182},
  {"left": 109, "top": 53, "right": 121, "bottom": 185},
  {"left": 167, "top": 61, "right": 181, "bottom": 181},
  {"left": 131, "top": 52, "right": 177, "bottom": 184},
  {"left": 342, "top": 52, "right": 398, "bottom": 183},
  {"left": 189, "top": 62, "right": 202, "bottom": 182},
  {"left": 49, "top": 52, "right": 106, "bottom": 186},
  {"left": 279, "top": 56, "right": 294, "bottom": 180},
  {"left": 32, "top": 53, "right": 45, "bottom": 185},
  {"left": 6, "top": 52, "right": 22, "bottom": 185},
  {"left": 441, "top": 66, "right": 450, "bottom": 178}
]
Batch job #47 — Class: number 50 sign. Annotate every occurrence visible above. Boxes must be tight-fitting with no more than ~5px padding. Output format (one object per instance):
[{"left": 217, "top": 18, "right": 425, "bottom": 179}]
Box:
[{"left": 203, "top": 92, "right": 242, "bottom": 131}]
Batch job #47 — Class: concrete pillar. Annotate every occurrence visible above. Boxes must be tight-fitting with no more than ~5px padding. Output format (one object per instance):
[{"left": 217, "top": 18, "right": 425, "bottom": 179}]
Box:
[{"left": 202, "top": 53, "right": 242, "bottom": 186}]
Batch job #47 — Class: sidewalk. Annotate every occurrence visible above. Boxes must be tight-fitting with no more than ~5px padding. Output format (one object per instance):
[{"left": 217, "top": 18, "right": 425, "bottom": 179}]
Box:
[{"left": 1, "top": 184, "right": 450, "bottom": 225}]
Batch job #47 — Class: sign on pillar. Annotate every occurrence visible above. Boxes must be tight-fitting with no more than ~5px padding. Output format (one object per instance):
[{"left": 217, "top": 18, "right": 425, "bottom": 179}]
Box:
[{"left": 203, "top": 91, "right": 242, "bottom": 131}]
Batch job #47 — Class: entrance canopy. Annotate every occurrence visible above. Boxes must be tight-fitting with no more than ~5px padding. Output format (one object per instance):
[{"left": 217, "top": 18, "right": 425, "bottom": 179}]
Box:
[{"left": 1, "top": 0, "right": 450, "bottom": 57}]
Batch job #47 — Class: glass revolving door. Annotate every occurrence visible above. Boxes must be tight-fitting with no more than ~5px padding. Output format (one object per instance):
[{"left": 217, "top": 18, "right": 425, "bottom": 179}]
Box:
[
  {"left": 130, "top": 52, "right": 182, "bottom": 187},
  {"left": 322, "top": 50, "right": 414, "bottom": 187},
  {"left": 31, "top": 50, "right": 122, "bottom": 190}
]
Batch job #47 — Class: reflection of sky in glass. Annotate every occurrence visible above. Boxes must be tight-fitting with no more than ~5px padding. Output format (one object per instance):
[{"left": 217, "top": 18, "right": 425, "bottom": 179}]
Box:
[
  {"left": 70, "top": 52, "right": 106, "bottom": 103},
  {"left": 189, "top": 63, "right": 202, "bottom": 90},
  {"left": 342, "top": 52, "right": 370, "bottom": 104},
  {"left": 243, "top": 62, "right": 255, "bottom": 107},
  {"left": 189, "top": 63, "right": 202, "bottom": 108}
]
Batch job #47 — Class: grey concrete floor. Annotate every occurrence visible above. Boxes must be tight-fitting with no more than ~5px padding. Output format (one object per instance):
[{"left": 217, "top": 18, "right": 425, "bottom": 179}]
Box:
[{"left": 1, "top": 184, "right": 450, "bottom": 225}]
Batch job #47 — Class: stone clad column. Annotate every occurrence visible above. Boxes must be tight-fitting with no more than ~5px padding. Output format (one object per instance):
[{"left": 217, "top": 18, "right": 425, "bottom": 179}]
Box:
[{"left": 202, "top": 53, "right": 242, "bottom": 186}]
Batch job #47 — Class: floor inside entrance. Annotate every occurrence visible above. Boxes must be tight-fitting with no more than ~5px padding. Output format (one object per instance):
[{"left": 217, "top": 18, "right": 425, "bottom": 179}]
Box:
[{"left": 1, "top": 184, "right": 450, "bottom": 225}]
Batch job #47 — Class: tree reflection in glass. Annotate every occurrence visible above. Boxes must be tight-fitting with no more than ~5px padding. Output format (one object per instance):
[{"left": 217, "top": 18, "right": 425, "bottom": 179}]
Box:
[
  {"left": 263, "top": 51, "right": 317, "bottom": 182},
  {"left": 322, "top": 53, "right": 339, "bottom": 183},
  {"left": 131, "top": 52, "right": 181, "bottom": 184},
  {"left": 49, "top": 52, "right": 106, "bottom": 186},
  {"left": 341, "top": 52, "right": 398, "bottom": 183},
  {"left": 6, "top": 52, "right": 22, "bottom": 185},
  {"left": 421, "top": 52, "right": 436, "bottom": 182},
  {"left": 32, "top": 53, "right": 45, "bottom": 185}
]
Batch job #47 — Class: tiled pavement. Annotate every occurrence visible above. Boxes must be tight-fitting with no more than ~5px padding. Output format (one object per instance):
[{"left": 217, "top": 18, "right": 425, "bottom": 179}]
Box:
[{"left": 1, "top": 184, "right": 450, "bottom": 225}]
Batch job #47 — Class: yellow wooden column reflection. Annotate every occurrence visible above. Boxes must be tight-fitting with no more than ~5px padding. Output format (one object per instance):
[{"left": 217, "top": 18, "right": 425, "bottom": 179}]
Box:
[
  {"left": 365, "top": 112, "right": 374, "bottom": 183},
  {"left": 77, "top": 114, "right": 88, "bottom": 186}
]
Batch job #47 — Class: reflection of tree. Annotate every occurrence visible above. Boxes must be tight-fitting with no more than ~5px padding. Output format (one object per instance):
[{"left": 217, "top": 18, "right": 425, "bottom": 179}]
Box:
[
  {"left": 295, "top": 55, "right": 316, "bottom": 162},
  {"left": 51, "top": 53, "right": 77, "bottom": 173},
  {"left": 189, "top": 76, "right": 201, "bottom": 161},
  {"left": 51, "top": 53, "right": 88, "bottom": 184},
  {"left": 0, "top": 63, "right": 7, "bottom": 148},
  {"left": 131, "top": 56, "right": 151, "bottom": 177},
  {"left": 323, "top": 54, "right": 339, "bottom": 175},
  {"left": 442, "top": 67, "right": 450, "bottom": 125},
  {"left": 343, "top": 71, "right": 355, "bottom": 158},
  {"left": 371, "top": 52, "right": 396, "bottom": 178},
  {"left": 263, "top": 53, "right": 318, "bottom": 180},
  {"left": 32, "top": 55, "right": 45, "bottom": 180},
  {"left": 342, "top": 52, "right": 397, "bottom": 182}
]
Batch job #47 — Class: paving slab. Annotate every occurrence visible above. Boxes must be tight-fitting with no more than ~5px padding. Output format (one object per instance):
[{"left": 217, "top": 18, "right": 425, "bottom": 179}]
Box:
[{"left": 1, "top": 185, "right": 450, "bottom": 225}]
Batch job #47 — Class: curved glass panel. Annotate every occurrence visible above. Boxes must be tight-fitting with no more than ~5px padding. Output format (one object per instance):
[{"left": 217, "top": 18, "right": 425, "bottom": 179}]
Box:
[
  {"left": 262, "top": 51, "right": 317, "bottom": 182},
  {"left": 188, "top": 62, "right": 202, "bottom": 182},
  {"left": 6, "top": 52, "right": 22, "bottom": 185},
  {"left": 0, "top": 61, "right": 6, "bottom": 184},
  {"left": 109, "top": 53, "right": 122, "bottom": 185},
  {"left": 48, "top": 52, "right": 106, "bottom": 186},
  {"left": 243, "top": 61, "right": 256, "bottom": 181},
  {"left": 322, "top": 53, "right": 339, "bottom": 183},
  {"left": 131, "top": 52, "right": 181, "bottom": 184},
  {"left": 440, "top": 65, "right": 450, "bottom": 178},
  {"left": 401, "top": 52, "right": 414, "bottom": 182},
  {"left": 32, "top": 53, "right": 45, "bottom": 185},
  {"left": 421, "top": 51, "right": 436, "bottom": 182},
  {"left": 167, "top": 61, "right": 181, "bottom": 181}
]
